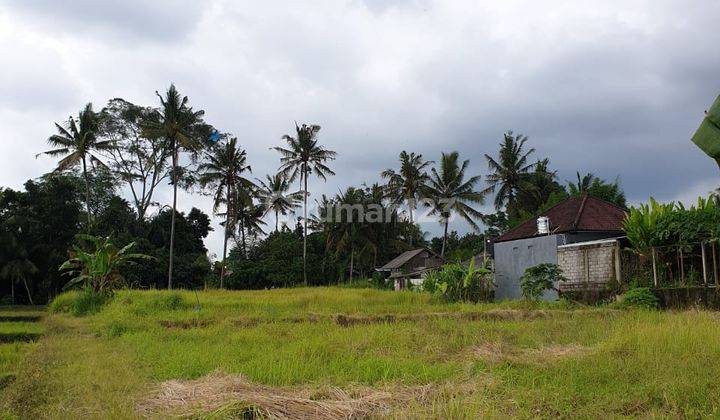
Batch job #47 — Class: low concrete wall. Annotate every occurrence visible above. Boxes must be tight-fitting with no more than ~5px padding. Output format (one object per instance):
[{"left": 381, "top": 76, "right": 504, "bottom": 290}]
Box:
[{"left": 654, "top": 286, "right": 720, "bottom": 309}]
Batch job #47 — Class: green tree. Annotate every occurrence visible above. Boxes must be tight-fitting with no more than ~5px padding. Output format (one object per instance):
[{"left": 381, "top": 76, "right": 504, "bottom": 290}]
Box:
[
  {"left": 199, "top": 137, "right": 254, "bottom": 288},
  {"left": 568, "top": 172, "right": 626, "bottom": 208},
  {"left": 274, "top": 123, "right": 337, "bottom": 285},
  {"left": 256, "top": 174, "right": 302, "bottom": 232},
  {"left": 381, "top": 151, "right": 432, "bottom": 225},
  {"left": 483, "top": 131, "right": 536, "bottom": 218},
  {"left": 423, "top": 152, "right": 485, "bottom": 257},
  {"left": 144, "top": 84, "right": 207, "bottom": 289},
  {"left": 40, "top": 103, "right": 111, "bottom": 226},
  {"left": 100, "top": 98, "right": 171, "bottom": 219}
]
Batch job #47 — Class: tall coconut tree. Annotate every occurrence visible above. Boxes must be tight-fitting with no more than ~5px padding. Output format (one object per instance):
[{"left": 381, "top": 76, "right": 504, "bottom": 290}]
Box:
[
  {"left": 483, "top": 131, "right": 536, "bottom": 218},
  {"left": 381, "top": 151, "right": 432, "bottom": 225},
  {"left": 143, "top": 84, "right": 206, "bottom": 289},
  {"left": 40, "top": 103, "right": 111, "bottom": 226},
  {"left": 423, "top": 152, "right": 485, "bottom": 257},
  {"left": 256, "top": 174, "right": 303, "bottom": 232},
  {"left": 198, "top": 137, "right": 254, "bottom": 288},
  {"left": 274, "top": 123, "right": 337, "bottom": 285}
]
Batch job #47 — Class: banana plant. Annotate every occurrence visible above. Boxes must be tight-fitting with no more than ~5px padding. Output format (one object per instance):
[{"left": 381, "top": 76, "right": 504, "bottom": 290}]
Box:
[{"left": 60, "top": 235, "right": 153, "bottom": 294}]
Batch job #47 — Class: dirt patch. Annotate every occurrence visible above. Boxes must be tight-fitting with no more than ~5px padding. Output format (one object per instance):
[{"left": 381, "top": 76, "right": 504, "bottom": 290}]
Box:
[
  {"left": 158, "top": 319, "right": 212, "bottom": 329},
  {"left": 0, "top": 315, "right": 42, "bottom": 322},
  {"left": 0, "top": 333, "right": 40, "bottom": 343},
  {"left": 471, "top": 342, "right": 592, "bottom": 365},
  {"left": 137, "top": 372, "right": 435, "bottom": 419}
]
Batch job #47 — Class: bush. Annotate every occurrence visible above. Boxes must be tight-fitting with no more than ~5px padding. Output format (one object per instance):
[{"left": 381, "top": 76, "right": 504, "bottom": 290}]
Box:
[
  {"left": 49, "top": 289, "right": 111, "bottom": 316},
  {"left": 422, "top": 257, "right": 493, "bottom": 303},
  {"left": 520, "top": 263, "right": 566, "bottom": 301},
  {"left": 621, "top": 287, "right": 659, "bottom": 309}
]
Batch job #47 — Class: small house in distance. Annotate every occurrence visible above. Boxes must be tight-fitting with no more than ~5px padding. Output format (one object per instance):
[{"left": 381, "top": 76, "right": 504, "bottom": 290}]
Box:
[
  {"left": 493, "top": 195, "right": 627, "bottom": 300},
  {"left": 376, "top": 248, "right": 445, "bottom": 290}
]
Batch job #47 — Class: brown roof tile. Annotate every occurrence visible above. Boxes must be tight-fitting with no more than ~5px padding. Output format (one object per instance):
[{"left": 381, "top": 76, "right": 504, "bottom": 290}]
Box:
[{"left": 495, "top": 195, "right": 627, "bottom": 243}]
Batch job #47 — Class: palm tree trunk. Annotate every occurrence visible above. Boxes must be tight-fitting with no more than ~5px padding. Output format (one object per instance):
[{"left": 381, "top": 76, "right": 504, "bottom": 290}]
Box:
[
  {"left": 167, "top": 144, "right": 178, "bottom": 290},
  {"left": 22, "top": 276, "right": 33, "bottom": 305},
  {"left": 240, "top": 215, "right": 247, "bottom": 258},
  {"left": 220, "top": 183, "right": 230, "bottom": 289},
  {"left": 11, "top": 278, "right": 15, "bottom": 305},
  {"left": 441, "top": 218, "right": 449, "bottom": 257},
  {"left": 408, "top": 199, "right": 415, "bottom": 246},
  {"left": 349, "top": 245, "right": 354, "bottom": 283},
  {"left": 275, "top": 209, "right": 279, "bottom": 232},
  {"left": 81, "top": 156, "right": 92, "bottom": 228},
  {"left": 302, "top": 165, "right": 308, "bottom": 286}
]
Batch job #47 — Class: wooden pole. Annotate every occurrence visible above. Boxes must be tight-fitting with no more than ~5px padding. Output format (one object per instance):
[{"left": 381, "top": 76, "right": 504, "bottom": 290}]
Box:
[
  {"left": 713, "top": 242, "right": 718, "bottom": 288},
  {"left": 679, "top": 247, "right": 685, "bottom": 285},
  {"left": 702, "top": 241, "right": 708, "bottom": 286},
  {"left": 652, "top": 247, "right": 658, "bottom": 287},
  {"left": 614, "top": 244, "right": 622, "bottom": 285}
]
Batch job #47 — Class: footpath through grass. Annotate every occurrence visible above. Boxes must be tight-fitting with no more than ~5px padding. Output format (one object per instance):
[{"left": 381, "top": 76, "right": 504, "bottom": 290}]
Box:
[{"left": 2, "top": 288, "right": 720, "bottom": 418}]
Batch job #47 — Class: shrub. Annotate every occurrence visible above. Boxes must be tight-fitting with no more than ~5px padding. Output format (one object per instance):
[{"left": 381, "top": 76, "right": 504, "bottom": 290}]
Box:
[
  {"left": 422, "top": 257, "right": 493, "bottom": 303},
  {"left": 520, "top": 263, "right": 566, "bottom": 301},
  {"left": 621, "top": 287, "right": 659, "bottom": 309},
  {"left": 49, "top": 289, "right": 111, "bottom": 316},
  {"left": 60, "top": 234, "right": 153, "bottom": 294}
]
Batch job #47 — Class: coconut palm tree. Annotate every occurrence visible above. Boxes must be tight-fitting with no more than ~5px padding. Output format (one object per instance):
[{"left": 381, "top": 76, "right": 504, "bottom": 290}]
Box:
[
  {"left": 256, "top": 174, "right": 303, "bottom": 232},
  {"left": 423, "top": 152, "right": 485, "bottom": 257},
  {"left": 568, "top": 172, "right": 626, "bottom": 207},
  {"left": 144, "top": 84, "right": 206, "bottom": 289},
  {"left": 274, "top": 123, "right": 337, "bottom": 285},
  {"left": 381, "top": 151, "right": 432, "bottom": 225},
  {"left": 40, "top": 103, "right": 111, "bottom": 226},
  {"left": 198, "top": 137, "right": 254, "bottom": 288},
  {"left": 234, "top": 197, "right": 267, "bottom": 258},
  {"left": 483, "top": 131, "right": 536, "bottom": 218},
  {"left": 0, "top": 229, "right": 37, "bottom": 305}
]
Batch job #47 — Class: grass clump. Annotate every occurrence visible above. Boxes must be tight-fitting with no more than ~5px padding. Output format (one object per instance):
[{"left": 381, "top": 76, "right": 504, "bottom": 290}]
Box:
[
  {"left": 48, "top": 289, "right": 111, "bottom": 316},
  {"left": 620, "top": 287, "right": 660, "bottom": 309}
]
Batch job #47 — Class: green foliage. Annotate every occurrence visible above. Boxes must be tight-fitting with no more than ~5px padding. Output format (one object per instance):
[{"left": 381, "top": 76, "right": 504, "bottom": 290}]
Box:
[
  {"left": 621, "top": 287, "right": 660, "bottom": 310},
  {"left": 60, "top": 235, "right": 153, "bottom": 294},
  {"left": 520, "top": 263, "right": 566, "bottom": 300},
  {"left": 422, "top": 257, "right": 493, "bottom": 303},
  {"left": 624, "top": 196, "right": 720, "bottom": 254},
  {"left": 568, "top": 172, "right": 626, "bottom": 208},
  {"left": 49, "top": 289, "right": 111, "bottom": 316}
]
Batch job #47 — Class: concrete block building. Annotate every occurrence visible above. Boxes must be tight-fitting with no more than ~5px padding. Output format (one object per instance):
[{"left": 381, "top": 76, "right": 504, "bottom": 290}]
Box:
[{"left": 493, "top": 195, "right": 627, "bottom": 300}]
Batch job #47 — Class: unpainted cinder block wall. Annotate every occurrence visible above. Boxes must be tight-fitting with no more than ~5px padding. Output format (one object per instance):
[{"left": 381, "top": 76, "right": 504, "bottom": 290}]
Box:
[{"left": 558, "top": 242, "right": 617, "bottom": 287}]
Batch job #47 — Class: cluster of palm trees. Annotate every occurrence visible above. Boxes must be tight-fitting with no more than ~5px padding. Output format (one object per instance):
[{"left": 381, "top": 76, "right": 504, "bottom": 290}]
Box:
[{"left": 39, "top": 83, "right": 620, "bottom": 289}]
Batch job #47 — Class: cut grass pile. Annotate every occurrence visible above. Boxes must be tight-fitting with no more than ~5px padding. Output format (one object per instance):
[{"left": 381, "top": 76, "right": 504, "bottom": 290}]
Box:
[{"left": 2, "top": 288, "right": 720, "bottom": 418}]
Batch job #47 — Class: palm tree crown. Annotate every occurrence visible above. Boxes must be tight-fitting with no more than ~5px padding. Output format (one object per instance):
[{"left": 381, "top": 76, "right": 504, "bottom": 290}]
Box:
[
  {"left": 381, "top": 151, "right": 432, "bottom": 224},
  {"left": 257, "top": 174, "right": 302, "bottom": 232},
  {"left": 483, "top": 131, "right": 536, "bottom": 217},
  {"left": 41, "top": 103, "right": 111, "bottom": 225},
  {"left": 424, "top": 152, "right": 485, "bottom": 257}
]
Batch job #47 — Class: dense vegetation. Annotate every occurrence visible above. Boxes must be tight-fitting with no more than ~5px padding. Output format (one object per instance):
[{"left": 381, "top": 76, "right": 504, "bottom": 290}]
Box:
[{"left": 0, "top": 84, "right": 629, "bottom": 304}]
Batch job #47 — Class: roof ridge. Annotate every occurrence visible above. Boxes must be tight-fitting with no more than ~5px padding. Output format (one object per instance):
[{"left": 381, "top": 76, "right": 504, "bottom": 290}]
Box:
[{"left": 572, "top": 194, "right": 589, "bottom": 229}]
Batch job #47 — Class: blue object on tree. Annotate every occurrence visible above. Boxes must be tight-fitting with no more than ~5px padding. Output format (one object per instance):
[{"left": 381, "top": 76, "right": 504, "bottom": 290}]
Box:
[{"left": 209, "top": 131, "right": 221, "bottom": 143}]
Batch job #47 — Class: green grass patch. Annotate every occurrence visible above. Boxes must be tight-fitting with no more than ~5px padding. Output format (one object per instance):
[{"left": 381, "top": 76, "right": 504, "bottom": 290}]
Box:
[{"left": 2, "top": 288, "right": 720, "bottom": 418}]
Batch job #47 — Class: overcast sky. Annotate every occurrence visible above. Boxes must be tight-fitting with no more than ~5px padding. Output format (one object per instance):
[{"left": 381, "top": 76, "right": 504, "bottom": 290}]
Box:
[{"left": 1, "top": 0, "right": 718, "bottom": 258}]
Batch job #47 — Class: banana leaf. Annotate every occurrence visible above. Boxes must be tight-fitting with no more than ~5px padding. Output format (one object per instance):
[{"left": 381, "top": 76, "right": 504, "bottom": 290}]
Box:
[{"left": 691, "top": 95, "right": 720, "bottom": 168}]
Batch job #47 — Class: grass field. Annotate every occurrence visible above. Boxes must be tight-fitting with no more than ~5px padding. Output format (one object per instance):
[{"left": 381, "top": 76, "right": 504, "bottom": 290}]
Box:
[{"left": 1, "top": 288, "right": 719, "bottom": 418}]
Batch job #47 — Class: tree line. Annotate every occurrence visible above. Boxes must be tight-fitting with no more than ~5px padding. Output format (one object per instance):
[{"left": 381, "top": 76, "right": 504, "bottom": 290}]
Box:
[{"left": 0, "top": 84, "right": 627, "bottom": 303}]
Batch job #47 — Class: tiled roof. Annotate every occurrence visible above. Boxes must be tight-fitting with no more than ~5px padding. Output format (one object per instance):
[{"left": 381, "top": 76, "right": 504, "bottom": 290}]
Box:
[{"left": 495, "top": 195, "right": 627, "bottom": 243}]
